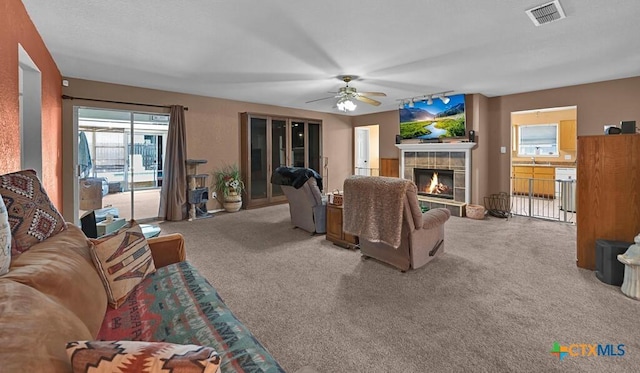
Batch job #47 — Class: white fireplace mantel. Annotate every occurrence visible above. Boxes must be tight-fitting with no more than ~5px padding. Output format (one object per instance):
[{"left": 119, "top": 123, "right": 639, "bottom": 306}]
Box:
[
  {"left": 395, "top": 142, "right": 476, "bottom": 204},
  {"left": 395, "top": 142, "right": 476, "bottom": 152}
]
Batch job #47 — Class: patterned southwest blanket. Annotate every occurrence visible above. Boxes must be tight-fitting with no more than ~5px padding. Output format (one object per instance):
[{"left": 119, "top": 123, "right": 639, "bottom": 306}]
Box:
[{"left": 97, "top": 261, "right": 284, "bottom": 373}]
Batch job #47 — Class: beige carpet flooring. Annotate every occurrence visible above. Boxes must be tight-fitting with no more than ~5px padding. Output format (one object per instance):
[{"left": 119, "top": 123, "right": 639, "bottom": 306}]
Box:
[{"left": 158, "top": 204, "right": 639, "bottom": 372}]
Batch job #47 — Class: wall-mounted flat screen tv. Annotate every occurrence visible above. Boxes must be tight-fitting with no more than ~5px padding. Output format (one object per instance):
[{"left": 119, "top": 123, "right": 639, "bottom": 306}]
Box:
[{"left": 399, "top": 93, "right": 466, "bottom": 141}]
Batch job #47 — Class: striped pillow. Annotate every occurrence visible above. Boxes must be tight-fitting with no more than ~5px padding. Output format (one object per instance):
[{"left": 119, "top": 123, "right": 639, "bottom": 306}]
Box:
[{"left": 90, "top": 220, "right": 156, "bottom": 308}]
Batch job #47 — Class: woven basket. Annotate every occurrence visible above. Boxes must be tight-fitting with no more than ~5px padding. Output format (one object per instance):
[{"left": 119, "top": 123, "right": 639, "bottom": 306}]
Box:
[
  {"left": 466, "top": 204, "right": 485, "bottom": 220},
  {"left": 331, "top": 189, "right": 343, "bottom": 206}
]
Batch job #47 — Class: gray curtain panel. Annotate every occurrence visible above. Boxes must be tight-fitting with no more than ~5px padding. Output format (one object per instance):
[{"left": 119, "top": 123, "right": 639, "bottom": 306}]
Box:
[{"left": 159, "top": 105, "right": 187, "bottom": 221}]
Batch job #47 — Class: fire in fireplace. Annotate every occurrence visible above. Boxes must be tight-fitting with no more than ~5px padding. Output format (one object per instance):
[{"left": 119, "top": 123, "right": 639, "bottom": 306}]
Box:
[{"left": 414, "top": 168, "right": 454, "bottom": 199}]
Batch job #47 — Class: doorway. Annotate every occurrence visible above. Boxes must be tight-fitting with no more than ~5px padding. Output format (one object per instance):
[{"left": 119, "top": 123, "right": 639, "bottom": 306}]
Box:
[
  {"left": 18, "top": 45, "right": 42, "bottom": 176},
  {"left": 510, "top": 106, "right": 577, "bottom": 222},
  {"left": 76, "top": 108, "right": 169, "bottom": 222},
  {"left": 354, "top": 125, "right": 379, "bottom": 176}
]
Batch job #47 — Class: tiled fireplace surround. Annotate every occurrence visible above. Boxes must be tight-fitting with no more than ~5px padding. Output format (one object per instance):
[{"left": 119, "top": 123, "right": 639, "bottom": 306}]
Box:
[{"left": 396, "top": 143, "right": 475, "bottom": 216}]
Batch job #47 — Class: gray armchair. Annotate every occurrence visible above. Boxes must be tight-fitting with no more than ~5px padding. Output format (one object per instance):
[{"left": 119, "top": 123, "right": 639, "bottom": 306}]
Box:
[
  {"left": 280, "top": 178, "right": 326, "bottom": 234},
  {"left": 271, "top": 167, "right": 326, "bottom": 234},
  {"left": 343, "top": 175, "right": 451, "bottom": 271}
]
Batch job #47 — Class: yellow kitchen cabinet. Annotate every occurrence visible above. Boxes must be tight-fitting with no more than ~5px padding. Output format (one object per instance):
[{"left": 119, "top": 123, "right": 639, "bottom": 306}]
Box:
[
  {"left": 560, "top": 120, "right": 577, "bottom": 151},
  {"left": 513, "top": 166, "right": 533, "bottom": 195},
  {"left": 512, "top": 166, "right": 555, "bottom": 197},
  {"left": 533, "top": 167, "right": 555, "bottom": 197}
]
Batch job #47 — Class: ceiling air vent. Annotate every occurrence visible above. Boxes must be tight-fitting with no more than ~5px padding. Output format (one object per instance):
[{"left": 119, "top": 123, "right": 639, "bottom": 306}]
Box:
[{"left": 526, "top": 0, "right": 566, "bottom": 26}]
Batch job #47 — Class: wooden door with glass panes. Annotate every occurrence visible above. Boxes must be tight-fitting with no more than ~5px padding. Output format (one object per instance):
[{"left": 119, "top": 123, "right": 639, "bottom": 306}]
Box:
[{"left": 241, "top": 113, "right": 322, "bottom": 209}]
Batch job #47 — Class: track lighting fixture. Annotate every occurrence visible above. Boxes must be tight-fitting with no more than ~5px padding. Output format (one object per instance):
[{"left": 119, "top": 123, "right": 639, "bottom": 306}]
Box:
[{"left": 398, "top": 90, "right": 454, "bottom": 107}]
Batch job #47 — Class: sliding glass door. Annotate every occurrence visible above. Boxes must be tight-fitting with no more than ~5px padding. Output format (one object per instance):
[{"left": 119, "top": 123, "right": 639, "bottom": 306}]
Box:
[{"left": 77, "top": 108, "right": 169, "bottom": 221}]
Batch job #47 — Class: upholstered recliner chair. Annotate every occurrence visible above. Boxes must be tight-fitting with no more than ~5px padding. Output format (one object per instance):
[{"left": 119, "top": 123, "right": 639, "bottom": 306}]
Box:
[
  {"left": 343, "top": 175, "right": 451, "bottom": 271},
  {"left": 271, "top": 167, "right": 326, "bottom": 234}
]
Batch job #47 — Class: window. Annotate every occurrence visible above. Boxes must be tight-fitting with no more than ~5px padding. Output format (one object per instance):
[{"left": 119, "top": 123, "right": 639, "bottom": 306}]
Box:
[
  {"left": 518, "top": 124, "right": 558, "bottom": 156},
  {"left": 77, "top": 108, "right": 169, "bottom": 222}
]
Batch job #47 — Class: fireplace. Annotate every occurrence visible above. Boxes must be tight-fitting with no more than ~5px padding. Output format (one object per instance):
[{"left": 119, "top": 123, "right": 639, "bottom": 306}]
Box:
[
  {"left": 396, "top": 142, "right": 475, "bottom": 216},
  {"left": 414, "top": 168, "right": 454, "bottom": 199}
]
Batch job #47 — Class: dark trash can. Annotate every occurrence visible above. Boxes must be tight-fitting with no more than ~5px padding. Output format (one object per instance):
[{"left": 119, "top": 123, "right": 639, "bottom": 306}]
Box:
[{"left": 595, "top": 239, "right": 632, "bottom": 286}]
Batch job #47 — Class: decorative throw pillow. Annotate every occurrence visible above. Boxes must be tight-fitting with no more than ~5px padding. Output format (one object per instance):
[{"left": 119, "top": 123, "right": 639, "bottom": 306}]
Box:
[
  {"left": 90, "top": 220, "right": 156, "bottom": 308},
  {"left": 0, "top": 193, "right": 11, "bottom": 275},
  {"left": 0, "top": 169, "right": 66, "bottom": 255},
  {"left": 66, "top": 340, "right": 220, "bottom": 373}
]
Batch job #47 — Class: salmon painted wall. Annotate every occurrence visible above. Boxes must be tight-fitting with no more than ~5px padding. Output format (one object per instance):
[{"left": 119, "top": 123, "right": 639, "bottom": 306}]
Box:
[
  {"left": 487, "top": 76, "right": 640, "bottom": 195},
  {"left": 352, "top": 82, "right": 635, "bottom": 269},
  {"left": 353, "top": 79, "right": 640, "bottom": 201},
  {"left": 351, "top": 110, "right": 399, "bottom": 159},
  {"left": 0, "top": 0, "right": 63, "bottom": 208},
  {"left": 466, "top": 94, "right": 491, "bottom": 204},
  {"left": 351, "top": 95, "right": 491, "bottom": 204},
  {"left": 61, "top": 78, "right": 353, "bottom": 219}
]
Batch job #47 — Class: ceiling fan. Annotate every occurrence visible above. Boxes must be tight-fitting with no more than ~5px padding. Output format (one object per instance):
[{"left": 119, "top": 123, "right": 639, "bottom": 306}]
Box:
[{"left": 306, "top": 75, "right": 386, "bottom": 112}]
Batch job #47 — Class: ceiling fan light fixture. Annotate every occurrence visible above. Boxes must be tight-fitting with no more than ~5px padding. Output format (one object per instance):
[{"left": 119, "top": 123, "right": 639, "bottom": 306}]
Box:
[{"left": 337, "top": 98, "right": 356, "bottom": 112}]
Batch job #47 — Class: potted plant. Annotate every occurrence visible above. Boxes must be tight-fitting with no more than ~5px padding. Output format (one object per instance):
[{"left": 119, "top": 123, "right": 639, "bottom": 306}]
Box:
[{"left": 212, "top": 164, "right": 245, "bottom": 212}]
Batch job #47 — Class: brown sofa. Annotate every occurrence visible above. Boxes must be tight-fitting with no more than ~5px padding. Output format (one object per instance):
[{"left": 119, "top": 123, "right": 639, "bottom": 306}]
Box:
[{"left": 0, "top": 223, "right": 284, "bottom": 372}]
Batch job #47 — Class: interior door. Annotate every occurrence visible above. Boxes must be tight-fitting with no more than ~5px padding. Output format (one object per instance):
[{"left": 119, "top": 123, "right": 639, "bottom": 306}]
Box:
[{"left": 355, "top": 127, "right": 370, "bottom": 175}]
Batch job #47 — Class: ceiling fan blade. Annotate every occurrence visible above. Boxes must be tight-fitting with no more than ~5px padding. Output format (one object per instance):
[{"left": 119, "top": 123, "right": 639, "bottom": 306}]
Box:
[
  {"left": 305, "top": 96, "right": 335, "bottom": 104},
  {"left": 355, "top": 96, "right": 382, "bottom": 106},
  {"left": 357, "top": 92, "right": 387, "bottom": 97}
]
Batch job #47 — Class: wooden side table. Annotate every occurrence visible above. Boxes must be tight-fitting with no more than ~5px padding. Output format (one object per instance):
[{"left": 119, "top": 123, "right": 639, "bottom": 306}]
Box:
[{"left": 326, "top": 204, "right": 358, "bottom": 249}]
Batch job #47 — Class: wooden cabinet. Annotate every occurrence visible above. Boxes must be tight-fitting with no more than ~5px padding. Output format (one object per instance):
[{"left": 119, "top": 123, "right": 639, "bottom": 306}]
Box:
[
  {"left": 380, "top": 158, "right": 399, "bottom": 177},
  {"left": 533, "top": 167, "right": 555, "bottom": 197},
  {"left": 560, "top": 120, "right": 577, "bottom": 151},
  {"left": 326, "top": 204, "right": 358, "bottom": 249},
  {"left": 241, "top": 113, "right": 322, "bottom": 209},
  {"left": 512, "top": 166, "right": 555, "bottom": 197},
  {"left": 577, "top": 134, "right": 640, "bottom": 269},
  {"left": 513, "top": 166, "right": 533, "bottom": 195}
]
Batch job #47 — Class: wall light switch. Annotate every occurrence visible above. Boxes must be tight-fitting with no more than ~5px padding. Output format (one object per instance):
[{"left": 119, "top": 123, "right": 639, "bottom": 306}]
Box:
[
  {"left": 500, "top": 146, "right": 507, "bottom": 154},
  {"left": 564, "top": 154, "right": 572, "bottom": 160}
]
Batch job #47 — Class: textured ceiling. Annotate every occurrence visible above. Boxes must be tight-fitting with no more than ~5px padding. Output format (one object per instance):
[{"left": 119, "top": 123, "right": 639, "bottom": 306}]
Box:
[{"left": 22, "top": 0, "right": 640, "bottom": 115}]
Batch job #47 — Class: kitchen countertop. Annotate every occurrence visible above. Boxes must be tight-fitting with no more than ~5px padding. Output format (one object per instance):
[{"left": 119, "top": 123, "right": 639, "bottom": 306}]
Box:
[{"left": 512, "top": 163, "right": 576, "bottom": 168}]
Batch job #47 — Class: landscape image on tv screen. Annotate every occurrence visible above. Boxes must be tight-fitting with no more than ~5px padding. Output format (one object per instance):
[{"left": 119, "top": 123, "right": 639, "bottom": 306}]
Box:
[{"left": 399, "top": 93, "right": 465, "bottom": 140}]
